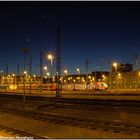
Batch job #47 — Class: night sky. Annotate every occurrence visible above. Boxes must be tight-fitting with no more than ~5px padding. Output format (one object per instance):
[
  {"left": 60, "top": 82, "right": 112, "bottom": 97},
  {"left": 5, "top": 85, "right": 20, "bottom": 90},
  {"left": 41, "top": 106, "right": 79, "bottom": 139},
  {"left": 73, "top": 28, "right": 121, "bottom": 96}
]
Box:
[{"left": 0, "top": 1, "right": 140, "bottom": 75}]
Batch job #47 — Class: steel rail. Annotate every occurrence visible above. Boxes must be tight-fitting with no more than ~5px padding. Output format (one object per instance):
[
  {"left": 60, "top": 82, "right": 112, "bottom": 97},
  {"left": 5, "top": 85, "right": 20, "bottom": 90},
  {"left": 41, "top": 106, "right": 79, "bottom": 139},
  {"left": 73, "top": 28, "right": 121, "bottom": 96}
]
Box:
[
  {"left": 0, "top": 107, "right": 140, "bottom": 137},
  {"left": 0, "top": 94, "right": 140, "bottom": 114},
  {"left": 0, "top": 124, "right": 46, "bottom": 139}
]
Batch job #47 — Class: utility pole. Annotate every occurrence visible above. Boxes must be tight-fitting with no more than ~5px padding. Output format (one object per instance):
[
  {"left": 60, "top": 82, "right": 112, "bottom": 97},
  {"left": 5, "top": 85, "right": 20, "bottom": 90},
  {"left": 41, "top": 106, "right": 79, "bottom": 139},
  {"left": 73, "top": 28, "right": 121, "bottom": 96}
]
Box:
[
  {"left": 29, "top": 56, "right": 32, "bottom": 94},
  {"left": 56, "top": 27, "right": 62, "bottom": 98},
  {"left": 6, "top": 64, "right": 8, "bottom": 76},
  {"left": 100, "top": 58, "right": 103, "bottom": 81},
  {"left": 134, "top": 53, "right": 139, "bottom": 71},
  {"left": 86, "top": 58, "right": 89, "bottom": 90},
  {"left": 109, "top": 61, "right": 112, "bottom": 88},
  {"left": 17, "top": 64, "right": 20, "bottom": 90},
  {"left": 20, "top": 48, "right": 30, "bottom": 71},
  {"left": 40, "top": 50, "right": 43, "bottom": 93},
  {"left": 20, "top": 48, "right": 30, "bottom": 102}
]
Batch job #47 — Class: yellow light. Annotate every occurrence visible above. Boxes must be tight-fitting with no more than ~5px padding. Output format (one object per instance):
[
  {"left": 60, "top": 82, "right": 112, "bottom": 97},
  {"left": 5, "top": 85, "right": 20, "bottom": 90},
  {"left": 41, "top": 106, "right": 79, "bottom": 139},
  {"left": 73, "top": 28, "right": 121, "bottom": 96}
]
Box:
[
  {"left": 139, "top": 72, "right": 140, "bottom": 76},
  {"left": 47, "top": 72, "right": 50, "bottom": 76},
  {"left": 9, "top": 85, "right": 17, "bottom": 90},
  {"left": 44, "top": 66, "right": 47, "bottom": 70},
  {"left": 12, "top": 74, "right": 15, "bottom": 77},
  {"left": 24, "top": 71, "right": 27, "bottom": 75},
  {"left": 64, "top": 69, "right": 68, "bottom": 74},
  {"left": 113, "top": 62, "right": 118, "bottom": 68},
  {"left": 47, "top": 54, "right": 54, "bottom": 60},
  {"left": 88, "top": 75, "right": 91, "bottom": 79},
  {"left": 76, "top": 77, "right": 80, "bottom": 80},
  {"left": 76, "top": 68, "right": 80, "bottom": 72},
  {"left": 118, "top": 73, "right": 121, "bottom": 77}
]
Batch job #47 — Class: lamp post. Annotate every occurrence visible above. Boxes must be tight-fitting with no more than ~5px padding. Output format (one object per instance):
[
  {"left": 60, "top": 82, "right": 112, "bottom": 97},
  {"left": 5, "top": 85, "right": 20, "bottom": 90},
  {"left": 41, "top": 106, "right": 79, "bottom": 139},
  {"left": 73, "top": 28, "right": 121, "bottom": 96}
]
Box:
[
  {"left": 64, "top": 69, "right": 68, "bottom": 75},
  {"left": 76, "top": 68, "right": 81, "bottom": 83},
  {"left": 23, "top": 70, "right": 27, "bottom": 102},
  {"left": 12, "top": 73, "right": 16, "bottom": 90},
  {"left": 113, "top": 62, "right": 118, "bottom": 72},
  {"left": 76, "top": 68, "right": 80, "bottom": 75},
  {"left": 44, "top": 66, "right": 47, "bottom": 71},
  {"left": 43, "top": 66, "right": 48, "bottom": 84},
  {"left": 47, "top": 54, "right": 54, "bottom": 92},
  {"left": 64, "top": 69, "right": 68, "bottom": 79},
  {"left": 113, "top": 62, "right": 118, "bottom": 88},
  {"left": 64, "top": 69, "right": 68, "bottom": 89},
  {"left": 43, "top": 66, "right": 48, "bottom": 77}
]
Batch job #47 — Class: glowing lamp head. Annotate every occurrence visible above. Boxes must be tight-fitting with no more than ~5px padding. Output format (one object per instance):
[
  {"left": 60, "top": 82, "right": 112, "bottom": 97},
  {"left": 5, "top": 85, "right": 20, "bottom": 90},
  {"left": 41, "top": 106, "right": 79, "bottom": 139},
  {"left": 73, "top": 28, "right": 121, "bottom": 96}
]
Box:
[
  {"left": 76, "top": 68, "right": 80, "bottom": 72},
  {"left": 64, "top": 69, "right": 68, "bottom": 74},
  {"left": 44, "top": 66, "right": 47, "bottom": 70},
  {"left": 47, "top": 54, "right": 54, "bottom": 60},
  {"left": 24, "top": 71, "right": 27, "bottom": 75},
  {"left": 113, "top": 62, "right": 118, "bottom": 68}
]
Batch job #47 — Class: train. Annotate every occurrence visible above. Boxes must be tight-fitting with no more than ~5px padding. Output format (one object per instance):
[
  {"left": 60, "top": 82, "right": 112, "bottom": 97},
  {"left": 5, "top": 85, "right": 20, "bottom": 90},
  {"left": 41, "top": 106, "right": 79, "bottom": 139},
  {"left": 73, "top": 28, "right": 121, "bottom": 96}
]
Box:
[{"left": 10, "top": 82, "right": 108, "bottom": 91}]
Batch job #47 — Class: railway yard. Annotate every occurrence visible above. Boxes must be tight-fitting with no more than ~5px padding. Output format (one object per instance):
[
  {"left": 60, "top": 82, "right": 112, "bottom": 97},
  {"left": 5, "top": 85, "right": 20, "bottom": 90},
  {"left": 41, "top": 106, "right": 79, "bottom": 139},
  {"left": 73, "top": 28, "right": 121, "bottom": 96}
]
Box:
[{"left": 0, "top": 90, "right": 139, "bottom": 138}]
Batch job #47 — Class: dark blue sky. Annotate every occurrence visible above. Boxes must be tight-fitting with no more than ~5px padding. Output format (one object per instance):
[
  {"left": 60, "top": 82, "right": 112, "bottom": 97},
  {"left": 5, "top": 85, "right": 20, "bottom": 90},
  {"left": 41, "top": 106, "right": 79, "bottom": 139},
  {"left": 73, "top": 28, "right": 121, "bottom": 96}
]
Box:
[{"left": 0, "top": 1, "right": 140, "bottom": 75}]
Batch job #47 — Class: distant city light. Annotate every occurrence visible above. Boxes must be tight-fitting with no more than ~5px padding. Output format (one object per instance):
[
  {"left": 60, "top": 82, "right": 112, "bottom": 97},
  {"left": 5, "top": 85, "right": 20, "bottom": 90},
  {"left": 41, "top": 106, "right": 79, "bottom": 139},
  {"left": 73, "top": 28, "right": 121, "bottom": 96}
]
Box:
[
  {"left": 113, "top": 62, "right": 118, "bottom": 68},
  {"left": 64, "top": 69, "right": 68, "bottom": 75},
  {"left": 44, "top": 66, "right": 47, "bottom": 70},
  {"left": 24, "top": 71, "right": 27, "bottom": 75}
]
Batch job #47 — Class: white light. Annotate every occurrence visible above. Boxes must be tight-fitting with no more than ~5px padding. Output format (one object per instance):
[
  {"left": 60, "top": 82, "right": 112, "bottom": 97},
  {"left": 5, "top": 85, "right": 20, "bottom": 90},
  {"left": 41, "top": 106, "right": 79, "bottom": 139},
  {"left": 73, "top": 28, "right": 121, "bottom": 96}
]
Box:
[
  {"left": 24, "top": 71, "right": 27, "bottom": 75},
  {"left": 44, "top": 66, "right": 47, "bottom": 70},
  {"left": 47, "top": 54, "right": 54, "bottom": 60}
]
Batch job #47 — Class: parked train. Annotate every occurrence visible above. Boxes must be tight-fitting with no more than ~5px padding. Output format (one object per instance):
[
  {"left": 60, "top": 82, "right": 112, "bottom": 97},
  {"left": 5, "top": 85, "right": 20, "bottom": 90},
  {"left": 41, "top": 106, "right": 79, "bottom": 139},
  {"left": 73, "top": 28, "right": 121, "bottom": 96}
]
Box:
[{"left": 14, "top": 82, "right": 108, "bottom": 91}]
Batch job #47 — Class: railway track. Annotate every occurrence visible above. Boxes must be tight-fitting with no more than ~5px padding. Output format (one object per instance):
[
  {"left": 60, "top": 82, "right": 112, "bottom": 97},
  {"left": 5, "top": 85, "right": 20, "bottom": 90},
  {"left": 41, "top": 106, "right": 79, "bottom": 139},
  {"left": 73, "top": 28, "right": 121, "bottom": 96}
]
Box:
[
  {"left": 0, "top": 93, "right": 140, "bottom": 137},
  {"left": 0, "top": 94, "right": 140, "bottom": 114},
  {"left": 0, "top": 124, "right": 46, "bottom": 139},
  {"left": 0, "top": 92, "right": 140, "bottom": 108},
  {"left": 0, "top": 106, "right": 140, "bottom": 137}
]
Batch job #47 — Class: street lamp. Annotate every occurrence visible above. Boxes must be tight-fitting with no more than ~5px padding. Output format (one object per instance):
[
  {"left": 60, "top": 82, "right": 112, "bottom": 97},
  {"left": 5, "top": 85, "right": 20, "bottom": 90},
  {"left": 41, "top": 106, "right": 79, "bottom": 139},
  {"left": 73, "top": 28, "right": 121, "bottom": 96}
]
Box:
[
  {"left": 64, "top": 69, "right": 68, "bottom": 75},
  {"left": 47, "top": 54, "right": 54, "bottom": 77},
  {"left": 24, "top": 70, "right": 27, "bottom": 75},
  {"left": 76, "top": 68, "right": 81, "bottom": 83},
  {"left": 47, "top": 54, "right": 54, "bottom": 67},
  {"left": 43, "top": 66, "right": 48, "bottom": 83},
  {"left": 43, "top": 66, "right": 48, "bottom": 76},
  {"left": 113, "top": 62, "right": 118, "bottom": 72},
  {"left": 64, "top": 69, "right": 68, "bottom": 87},
  {"left": 113, "top": 62, "right": 118, "bottom": 88},
  {"left": 47, "top": 54, "right": 54, "bottom": 91},
  {"left": 23, "top": 70, "right": 27, "bottom": 102},
  {"left": 12, "top": 73, "right": 16, "bottom": 90},
  {"left": 76, "top": 68, "right": 80, "bottom": 75},
  {"left": 44, "top": 66, "right": 47, "bottom": 71}
]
